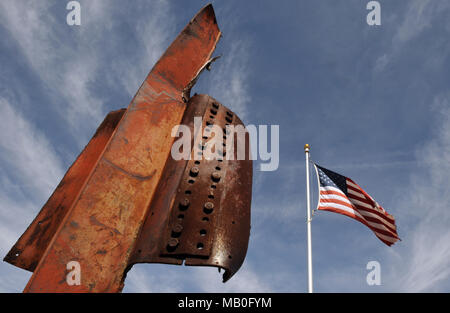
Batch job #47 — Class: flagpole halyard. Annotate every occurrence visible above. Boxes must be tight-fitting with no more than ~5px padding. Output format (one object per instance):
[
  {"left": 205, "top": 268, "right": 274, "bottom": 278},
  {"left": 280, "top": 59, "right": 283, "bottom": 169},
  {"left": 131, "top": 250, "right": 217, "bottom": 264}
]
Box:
[{"left": 304, "top": 144, "right": 313, "bottom": 293}]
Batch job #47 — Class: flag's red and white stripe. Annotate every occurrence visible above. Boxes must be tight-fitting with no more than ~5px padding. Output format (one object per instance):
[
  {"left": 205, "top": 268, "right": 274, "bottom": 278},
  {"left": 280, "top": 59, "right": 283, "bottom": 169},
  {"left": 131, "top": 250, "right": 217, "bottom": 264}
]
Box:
[{"left": 317, "top": 178, "right": 400, "bottom": 246}]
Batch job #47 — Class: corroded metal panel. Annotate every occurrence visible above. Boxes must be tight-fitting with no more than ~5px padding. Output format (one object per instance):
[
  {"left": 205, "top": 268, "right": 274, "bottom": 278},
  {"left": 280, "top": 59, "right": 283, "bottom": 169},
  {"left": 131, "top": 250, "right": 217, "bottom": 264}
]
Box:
[{"left": 129, "top": 94, "right": 252, "bottom": 282}]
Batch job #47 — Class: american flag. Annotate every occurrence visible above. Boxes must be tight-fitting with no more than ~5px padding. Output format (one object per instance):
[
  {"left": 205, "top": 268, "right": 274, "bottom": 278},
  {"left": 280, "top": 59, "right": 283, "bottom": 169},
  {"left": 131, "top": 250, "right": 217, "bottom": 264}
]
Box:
[{"left": 313, "top": 164, "right": 400, "bottom": 246}]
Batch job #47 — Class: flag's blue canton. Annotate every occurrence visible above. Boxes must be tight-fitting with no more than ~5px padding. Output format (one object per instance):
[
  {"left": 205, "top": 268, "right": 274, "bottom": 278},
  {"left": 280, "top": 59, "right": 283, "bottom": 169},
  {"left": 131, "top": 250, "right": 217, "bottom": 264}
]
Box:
[{"left": 316, "top": 165, "right": 348, "bottom": 196}]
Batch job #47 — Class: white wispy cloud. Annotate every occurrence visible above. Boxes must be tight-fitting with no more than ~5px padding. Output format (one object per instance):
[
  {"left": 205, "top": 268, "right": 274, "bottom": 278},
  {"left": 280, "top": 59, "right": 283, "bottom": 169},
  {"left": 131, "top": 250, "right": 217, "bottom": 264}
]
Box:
[
  {"left": 374, "top": 0, "right": 450, "bottom": 72},
  {"left": 369, "top": 1, "right": 450, "bottom": 291},
  {"left": 0, "top": 1, "right": 104, "bottom": 142},
  {"left": 0, "top": 98, "right": 63, "bottom": 248},
  {"left": 196, "top": 6, "right": 252, "bottom": 123},
  {"left": 388, "top": 93, "right": 450, "bottom": 292},
  {"left": 205, "top": 40, "right": 251, "bottom": 122},
  {"left": 0, "top": 98, "right": 64, "bottom": 292},
  {"left": 0, "top": 0, "right": 175, "bottom": 145},
  {"left": 107, "top": 0, "right": 175, "bottom": 97}
]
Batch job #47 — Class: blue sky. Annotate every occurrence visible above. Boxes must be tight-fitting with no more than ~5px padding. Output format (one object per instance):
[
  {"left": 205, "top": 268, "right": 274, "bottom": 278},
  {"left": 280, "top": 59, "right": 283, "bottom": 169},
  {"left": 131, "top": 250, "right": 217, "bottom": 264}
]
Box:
[{"left": 1, "top": 0, "right": 450, "bottom": 292}]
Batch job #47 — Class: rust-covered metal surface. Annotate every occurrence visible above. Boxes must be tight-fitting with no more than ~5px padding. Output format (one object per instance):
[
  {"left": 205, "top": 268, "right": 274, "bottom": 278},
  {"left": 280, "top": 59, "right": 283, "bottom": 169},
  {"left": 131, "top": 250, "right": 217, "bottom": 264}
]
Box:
[
  {"left": 4, "top": 4, "right": 252, "bottom": 292},
  {"left": 128, "top": 94, "right": 252, "bottom": 283}
]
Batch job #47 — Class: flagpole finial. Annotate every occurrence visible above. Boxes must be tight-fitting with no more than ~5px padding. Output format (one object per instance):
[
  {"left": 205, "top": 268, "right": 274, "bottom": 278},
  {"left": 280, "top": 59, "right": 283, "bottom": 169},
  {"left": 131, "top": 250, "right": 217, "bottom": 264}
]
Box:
[{"left": 304, "top": 144, "right": 310, "bottom": 152}]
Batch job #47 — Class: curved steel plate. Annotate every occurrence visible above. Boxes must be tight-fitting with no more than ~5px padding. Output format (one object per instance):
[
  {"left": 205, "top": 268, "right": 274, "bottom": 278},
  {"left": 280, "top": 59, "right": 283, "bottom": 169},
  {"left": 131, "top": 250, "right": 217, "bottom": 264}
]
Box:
[{"left": 129, "top": 94, "right": 252, "bottom": 282}]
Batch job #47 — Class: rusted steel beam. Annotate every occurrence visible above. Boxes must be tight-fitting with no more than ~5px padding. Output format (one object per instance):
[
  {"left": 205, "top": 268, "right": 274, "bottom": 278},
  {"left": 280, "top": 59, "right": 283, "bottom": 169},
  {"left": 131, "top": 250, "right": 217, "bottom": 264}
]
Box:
[{"left": 4, "top": 4, "right": 252, "bottom": 293}]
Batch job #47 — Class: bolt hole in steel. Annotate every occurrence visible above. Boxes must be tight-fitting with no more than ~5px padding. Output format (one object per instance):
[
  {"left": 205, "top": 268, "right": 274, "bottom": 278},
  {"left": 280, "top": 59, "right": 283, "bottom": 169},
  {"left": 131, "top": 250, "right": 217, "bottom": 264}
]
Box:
[
  {"left": 226, "top": 111, "right": 233, "bottom": 117},
  {"left": 208, "top": 195, "right": 214, "bottom": 199},
  {"left": 225, "top": 117, "right": 233, "bottom": 123},
  {"left": 200, "top": 229, "right": 207, "bottom": 236},
  {"left": 185, "top": 190, "right": 192, "bottom": 195},
  {"left": 211, "top": 172, "right": 221, "bottom": 182},
  {"left": 188, "top": 179, "right": 195, "bottom": 184},
  {"left": 178, "top": 214, "right": 184, "bottom": 219},
  {"left": 215, "top": 166, "right": 221, "bottom": 171},
  {"left": 167, "top": 238, "right": 179, "bottom": 252},
  {"left": 211, "top": 184, "right": 217, "bottom": 189},
  {"left": 179, "top": 198, "right": 190, "bottom": 210},
  {"left": 202, "top": 217, "right": 209, "bottom": 222},
  {"left": 210, "top": 109, "right": 217, "bottom": 115},
  {"left": 174, "top": 223, "right": 183, "bottom": 231},
  {"left": 202, "top": 136, "right": 208, "bottom": 140},
  {"left": 197, "top": 243, "right": 204, "bottom": 250},
  {"left": 171, "top": 224, "right": 183, "bottom": 237},
  {"left": 190, "top": 167, "right": 200, "bottom": 177},
  {"left": 212, "top": 103, "right": 219, "bottom": 109},
  {"left": 203, "top": 202, "right": 214, "bottom": 214},
  {"left": 194, "top": 161, "right": 200, "bottom": 165}
]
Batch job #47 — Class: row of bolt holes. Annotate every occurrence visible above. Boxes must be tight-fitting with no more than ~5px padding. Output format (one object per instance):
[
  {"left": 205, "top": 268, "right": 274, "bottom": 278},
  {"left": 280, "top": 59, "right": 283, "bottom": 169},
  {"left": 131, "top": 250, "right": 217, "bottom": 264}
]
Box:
[
  {"left": 167, "top": 103, "right": 234, "bottom": 255},
  {"left": 205, "top": 103, "right": 233, "bottom": 155}
]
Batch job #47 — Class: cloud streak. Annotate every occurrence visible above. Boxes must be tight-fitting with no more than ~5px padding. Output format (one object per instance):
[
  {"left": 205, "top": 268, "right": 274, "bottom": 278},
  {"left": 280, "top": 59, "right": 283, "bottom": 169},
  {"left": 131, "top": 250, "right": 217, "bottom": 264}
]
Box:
[
  {"left": 0, "top": 97, "right": 64, "bottom": 292},
  {"left": 0, "top": 98, "right": 64, "bottom": 203},
  {"left": 195, "top": 5, "right": 252, "bottom": 123},
  {"left": 0, "top": 0, "right": 175, "bottom": 145},
  {"left": 374, "top": 0, "right": 450, "bottom": 72},
  {"left": 0, "top": 1, "right": 104, "bottom": 141},
  {"left": 389, "top": 94, "right": 450, "bottom": 292}
]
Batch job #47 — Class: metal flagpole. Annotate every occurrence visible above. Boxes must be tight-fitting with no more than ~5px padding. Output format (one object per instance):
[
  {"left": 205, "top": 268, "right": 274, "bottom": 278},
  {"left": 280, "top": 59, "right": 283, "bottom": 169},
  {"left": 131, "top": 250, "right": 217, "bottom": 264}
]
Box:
[{"left": 304, "top": 144, "right": 313, "bottom": 293}]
